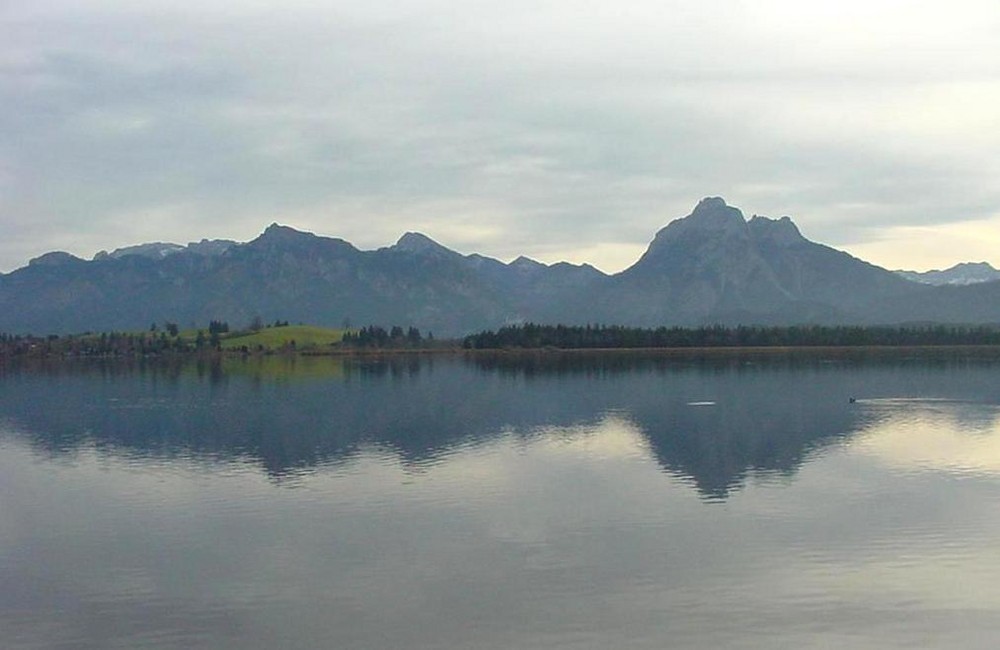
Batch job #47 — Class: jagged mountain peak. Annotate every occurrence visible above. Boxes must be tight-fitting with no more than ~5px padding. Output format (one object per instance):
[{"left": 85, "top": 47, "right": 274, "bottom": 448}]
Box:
[
  {"left": 185, "top": 239, "right": 237, "bottom": 256},
  {"left": 28, "top": 251, "right": 85, "bottom": 267},
  {"left": 694, "top": 195, "right": 731, "bottom": 212},
  {"left": 509, "top": 255, "right": 546, "bottom": 270},
  {"left": 553, "top": 261, "right": 602, "bottom": 274},
  {"left": 392, "top": 232, "right": 458, "bottom": 257},
  {"left": 246, "top": 224, "right": 358, "bottom": 259},
  {"left": 251, "top": 223, "right": 324, "bottom": 247},
  {"left": 748, "top": 215, "right": 806, "bottom": 246},
  {"left": 895, "top": 261, "right": 1000, "bottom": 286},
  {"left": 651, "top": 196, "right": 748, "bottom": 243},
  {"left": 629, "top": 197, "right": 749, "bottom": 271},
  {"left": 686, "top": 196, "right": 746, "bottom": 228},
  {"left": 951, "top": 261, "right": 996, "bottom": 271},
  {"left": 259, "top": 222, "right": 314, "bottom": 241}
]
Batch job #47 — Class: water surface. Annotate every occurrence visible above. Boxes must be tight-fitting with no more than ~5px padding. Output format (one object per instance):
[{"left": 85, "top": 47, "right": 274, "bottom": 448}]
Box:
[{"left": 3, "top": 351, "right": 1000, "bottom": 648}]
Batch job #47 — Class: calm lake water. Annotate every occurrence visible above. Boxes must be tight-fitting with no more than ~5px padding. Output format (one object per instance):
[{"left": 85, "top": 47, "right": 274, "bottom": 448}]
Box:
[{"left": 3, "top": 350, "right": 1000, "bottom": 649}]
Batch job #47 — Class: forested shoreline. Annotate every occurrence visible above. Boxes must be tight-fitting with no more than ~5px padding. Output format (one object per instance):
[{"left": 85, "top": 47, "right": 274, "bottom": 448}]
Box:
[
  {"left": 0, "top": 323, "right": 438, "bottom": 358},
  {"left": 462, "top": 323, "right": 1000, "bottom": 350},
  {"left": 6, "top": 322, "right": 1000, "bottom": 359}
]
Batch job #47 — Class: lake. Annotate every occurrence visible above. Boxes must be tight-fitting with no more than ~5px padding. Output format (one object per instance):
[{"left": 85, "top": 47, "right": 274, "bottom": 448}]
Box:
[{"left": 3, "top": 350, "right": 1000, "bottom": 649}]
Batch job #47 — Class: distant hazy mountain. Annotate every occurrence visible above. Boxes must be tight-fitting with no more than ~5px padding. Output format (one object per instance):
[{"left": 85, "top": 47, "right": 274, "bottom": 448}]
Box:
[
  {"left": 895, "top": 262, "right": 1000, "bottom": 286},
  {"left": 2, "top": 198, "right": 998, "bottom": 336}
]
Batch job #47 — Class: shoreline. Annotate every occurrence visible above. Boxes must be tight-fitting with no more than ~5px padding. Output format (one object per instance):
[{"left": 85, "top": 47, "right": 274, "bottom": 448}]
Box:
[{"left": 6, "top": 343, "right": 1000, "bottom": 362}]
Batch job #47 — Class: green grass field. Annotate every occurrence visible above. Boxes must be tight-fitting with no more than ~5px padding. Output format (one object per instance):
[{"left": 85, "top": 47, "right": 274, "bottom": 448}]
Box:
[{"left": 220, "top": 325, "right": 345, "bottom": 351}]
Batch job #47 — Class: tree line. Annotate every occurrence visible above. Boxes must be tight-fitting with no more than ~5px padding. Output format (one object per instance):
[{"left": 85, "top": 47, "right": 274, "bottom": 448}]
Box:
[
  {"left": 0, "top": 321, "right": 436, "bottom": 358},
  {"left": 462, "top": 323, "right": 1000, "bottom": 350},
  {"left": 0, "top": 319, "right": 240, "bottom": 358},
  {"left": 0, "top": 328, "right": 228, "bottom": 358},
  {"left": 340, "top": 325, "right": 432, "bottom": 349}
]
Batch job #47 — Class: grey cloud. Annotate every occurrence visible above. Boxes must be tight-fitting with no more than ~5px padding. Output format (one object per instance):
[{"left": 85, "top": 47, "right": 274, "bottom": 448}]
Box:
[{"left": 3, "top": 1, "right": 1000, "bottom": 272}]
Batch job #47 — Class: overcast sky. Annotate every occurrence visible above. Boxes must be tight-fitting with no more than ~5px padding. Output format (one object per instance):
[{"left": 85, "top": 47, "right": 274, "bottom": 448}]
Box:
[{"left": 3, "top": 0, "right": 999, "bottom": 273}]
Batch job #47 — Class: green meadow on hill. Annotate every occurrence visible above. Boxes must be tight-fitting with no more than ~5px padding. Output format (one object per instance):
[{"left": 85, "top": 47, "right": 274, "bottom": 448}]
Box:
[{"left": 219, "top": 326, "right": 345, "bottom": 351}]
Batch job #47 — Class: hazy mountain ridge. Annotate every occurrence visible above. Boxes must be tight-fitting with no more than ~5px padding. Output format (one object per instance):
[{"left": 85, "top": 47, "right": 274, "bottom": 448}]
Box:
[
  {"left": 2, "top": 198, "right": 998, "bottom": 336},
  {"left": 91, "top": 239, "right": 238, "bottom": 261},
  {"left": 895, "top": 262, "right": 1000, "bottom": 286}
]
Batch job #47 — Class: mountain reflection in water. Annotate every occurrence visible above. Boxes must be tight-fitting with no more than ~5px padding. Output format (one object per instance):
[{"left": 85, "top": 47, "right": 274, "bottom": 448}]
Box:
[{"left": 3, "top": 349, "right": 999, "bottom": 500}]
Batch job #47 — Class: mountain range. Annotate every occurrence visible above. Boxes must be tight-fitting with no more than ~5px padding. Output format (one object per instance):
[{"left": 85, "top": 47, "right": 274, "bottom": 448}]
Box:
[{"left": 3, "top": 197, "right": 1000, "bottom": 336}]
